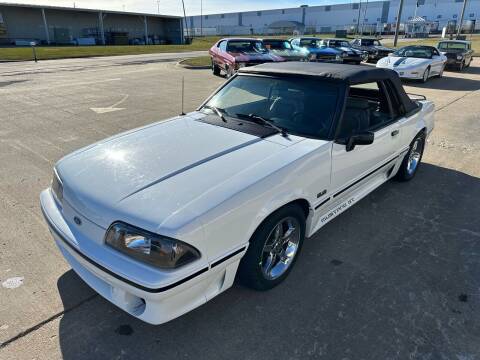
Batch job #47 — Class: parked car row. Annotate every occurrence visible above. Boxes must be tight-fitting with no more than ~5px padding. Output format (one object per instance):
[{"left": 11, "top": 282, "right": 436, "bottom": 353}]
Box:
[{"left": 209, "top": 37, "right": 375, "bottom": 77}]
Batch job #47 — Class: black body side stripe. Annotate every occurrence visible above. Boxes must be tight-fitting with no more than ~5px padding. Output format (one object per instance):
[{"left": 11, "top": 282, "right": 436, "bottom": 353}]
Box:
[
  {"left": 42, "top": 209, "right": 210, "bottom": 293},
  {"left": 332, "top": 156, "right": 399, "bottom": 199},
  {"left": 211, "top": 247, "right": 247, "bottom": 268},
  {"left": 314, "top": 197, "right": 331, "bottom": 210}
]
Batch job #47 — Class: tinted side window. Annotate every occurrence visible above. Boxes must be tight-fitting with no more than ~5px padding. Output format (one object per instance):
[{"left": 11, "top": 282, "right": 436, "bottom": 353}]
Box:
[
  {"left": 219, "top": 41, "right": 227, "bottom": 51},
  {"left": 338, "top": 82, "right": 393, "bottom": 138}
]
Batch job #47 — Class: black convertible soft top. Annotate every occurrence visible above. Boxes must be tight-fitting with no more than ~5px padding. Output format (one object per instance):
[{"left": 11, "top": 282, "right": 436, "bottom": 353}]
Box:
[{"left": 239, "top": 62, "right": 419, "bottom": 113}]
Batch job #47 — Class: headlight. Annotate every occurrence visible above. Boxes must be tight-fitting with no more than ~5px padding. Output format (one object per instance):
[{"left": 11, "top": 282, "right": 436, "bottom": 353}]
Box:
[
  {"left": 51, "top": 169, "right": 63, "bottom": 204},
  {"left": 457, "top": 55, "right": 463, "bottom": 60},
  {"left": 105, "top": 222, "right": 201, "bottom": 269}
]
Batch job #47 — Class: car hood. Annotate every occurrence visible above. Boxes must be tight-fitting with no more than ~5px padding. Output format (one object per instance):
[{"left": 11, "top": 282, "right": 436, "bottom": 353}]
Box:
[
  {"left": 377, "top": 56, "right": 430, "bottom": 68},
  {"left": 308, "top": 47, "right": 340, "bottom": 54},
  {"left": 56, "top": 113, "right": 304, "bottom": 230},
  {"left": 270, "top": 49, "right": 306, "bottom": 58},
  {"left": 337, "top": 46, "right": 362, "bottom": 55},
  {"left": 231, "top": 52, "right": 282, "bottom": 62}
]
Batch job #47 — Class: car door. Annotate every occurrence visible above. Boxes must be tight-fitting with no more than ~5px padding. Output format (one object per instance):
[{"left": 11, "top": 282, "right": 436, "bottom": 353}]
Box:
[
  {"left": 217, "top": 40, "right": 228, "bottom": 71},
  {"left": 430, "top": 48, "right": 444, "bottom": 74},
  {"left": 329, "top": 81, "right": 401, "bottom": 206}
]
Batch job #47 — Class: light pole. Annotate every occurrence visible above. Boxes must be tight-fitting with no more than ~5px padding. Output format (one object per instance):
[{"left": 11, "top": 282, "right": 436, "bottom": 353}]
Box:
[
  {"left": 157, "top": 0, "right": 160, "bottom": 14},
  {"left": 456, "top": 0, "right": 468, "bottom": 38},
  {"left": 356, "top": 0, "right": 362, "bottom": 35},
  {"left": 393, "top": 0, "right": 405, "bottom": 47},
  {"left": 200, "top": 0, "right": 203, "bottom": 37},
  {"left": 181, "top": 0, "right": 189, "bottom": 41}
]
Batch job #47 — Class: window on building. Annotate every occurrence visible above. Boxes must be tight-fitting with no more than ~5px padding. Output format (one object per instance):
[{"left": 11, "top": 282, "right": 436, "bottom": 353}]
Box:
[
  {"left": 437, "top": 14, "right": 442, "bottom": 18},
  {"left": 377, "top": 17, "right": 381, "bottom": 21},
  {"left": 205, "top": 15, "right": 208, "bottom": 19},
  {"left": 469, "top": 13, "right": 475, "bottom": 17},
  {"left": 353, "top": 3, "right": 359, "bottom": 9},
  {"left": 325, "top": 5, "right": 331, "bottom": 11},
  {"left": 455, "top": 0, "right": 462, "bottom": 2},
  {"left": 453, "top": 14, "right": 457, "bottom": 18},
  {"left": 257, "top": 11, "right": 262, "bottom": 16},
  {"left": 417, "top": 0, "right": 425, "bottom": 5},
  {"left": 282, "top": 9, "right": 285, "bottom": 14},
  {"left": 353, "top": 19, "right": 357, "bottom": 22},
  {"left": 364, "top": 18, "right": 368, "bottom": 22},
  {"left": 221, "top": 14, "right": 225, "bottom": 18}
]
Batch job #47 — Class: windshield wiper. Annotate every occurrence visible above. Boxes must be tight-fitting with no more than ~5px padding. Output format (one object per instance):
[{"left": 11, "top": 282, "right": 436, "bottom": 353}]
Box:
[
  {"left": 236, "top": 113, "right": 288, "bottom": 137},
  {"left": 203, "top": 104, "right": 227, "bottom": 122}
]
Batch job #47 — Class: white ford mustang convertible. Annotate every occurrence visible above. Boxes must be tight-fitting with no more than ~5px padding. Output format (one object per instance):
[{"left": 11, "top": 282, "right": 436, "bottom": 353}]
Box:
[
  {"left": 376, "top": 45, "right": 447, "bottom": 82},
  {"left": 41, "top": 62, "right": 434, "bottom": 324}
]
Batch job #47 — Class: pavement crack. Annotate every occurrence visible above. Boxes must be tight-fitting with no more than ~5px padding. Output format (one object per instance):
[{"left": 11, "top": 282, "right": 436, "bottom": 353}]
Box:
[
  {"left": 0, "top": 294, "right": 98, "bottom": 349},
  {"left": 436, "top": 89, "right": 479, "bottom": 112}
]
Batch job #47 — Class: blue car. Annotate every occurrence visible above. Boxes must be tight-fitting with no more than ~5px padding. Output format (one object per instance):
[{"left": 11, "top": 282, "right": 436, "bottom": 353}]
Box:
[{"left": 290, "top": 37, "right": 342, "bottom": 62}]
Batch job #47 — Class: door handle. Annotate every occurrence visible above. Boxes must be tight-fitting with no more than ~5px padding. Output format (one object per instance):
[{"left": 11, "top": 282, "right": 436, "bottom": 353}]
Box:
[{"left": 391, "top": 130, "right": 399, "bottom": 137}]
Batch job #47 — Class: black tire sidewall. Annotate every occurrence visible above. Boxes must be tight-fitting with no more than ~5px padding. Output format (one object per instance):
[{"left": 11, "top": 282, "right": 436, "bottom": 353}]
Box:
[{"left": 238, "top": 204, "right": 306, "bottom": 291}]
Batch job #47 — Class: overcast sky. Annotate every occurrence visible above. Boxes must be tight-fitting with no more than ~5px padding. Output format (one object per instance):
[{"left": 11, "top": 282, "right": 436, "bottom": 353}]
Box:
[{"left": 0, "top": 0, "right": 353, "bottom": 16}]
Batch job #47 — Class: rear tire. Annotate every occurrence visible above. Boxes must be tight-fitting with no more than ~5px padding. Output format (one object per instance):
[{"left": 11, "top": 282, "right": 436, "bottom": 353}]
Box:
[
  {"left": 238, "top": 204, "right": 306, "bottom": 291},
  {"left": 438, "top": 65, "right": 444, "bottom": 78},
  {"left": 395, "top": 132, "right": 426, "bottom": 182}
]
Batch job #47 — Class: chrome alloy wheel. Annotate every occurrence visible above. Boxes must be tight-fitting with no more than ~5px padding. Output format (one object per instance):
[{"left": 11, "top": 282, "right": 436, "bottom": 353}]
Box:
[
  {"left": 407, "top": 137, "right": 423, "bottom": 175},
  {"left": 260, "top": 217, "right": 301, "bottom": 280}
]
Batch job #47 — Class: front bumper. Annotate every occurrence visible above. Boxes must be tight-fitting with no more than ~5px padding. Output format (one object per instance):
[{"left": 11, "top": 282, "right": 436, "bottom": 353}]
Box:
[
  {"left": 40, "top": 189, "right": 246, "bottom": 325},
  {"left": 445, "top": 58, "right": 462, "bottom": 67},
  {"left": 368, "top": 52, "right": 390, "bottom": 61},
  {"left": 342, "top": 55, "right": 363, "bottom": 63},
  {"left": 391, "top": 68, "right": 423, "bottom": 80}
]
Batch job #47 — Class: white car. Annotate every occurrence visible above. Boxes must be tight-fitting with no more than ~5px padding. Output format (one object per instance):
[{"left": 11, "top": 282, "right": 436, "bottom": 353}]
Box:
[
  {"left": 41, "top": 62, "right": 434, "bottom": 325},
  {"left": 376, "top": 45, "right": 447, "bottom": 82}
]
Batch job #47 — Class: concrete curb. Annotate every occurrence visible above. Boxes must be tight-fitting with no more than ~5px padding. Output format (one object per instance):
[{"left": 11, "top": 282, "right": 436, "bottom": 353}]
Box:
[{"left": 177, "top": 58, "right": 210, "bottom": 70}]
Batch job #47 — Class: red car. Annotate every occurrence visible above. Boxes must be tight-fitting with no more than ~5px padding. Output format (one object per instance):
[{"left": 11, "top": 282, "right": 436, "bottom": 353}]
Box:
[{"left": 209, "top": 38, "right": 284, "bottom": 77}]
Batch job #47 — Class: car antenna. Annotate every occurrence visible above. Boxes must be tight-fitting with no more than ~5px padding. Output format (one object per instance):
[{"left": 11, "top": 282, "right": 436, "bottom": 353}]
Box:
[{"left": 180, "top": 76, "right": 186, "bottom": 115}]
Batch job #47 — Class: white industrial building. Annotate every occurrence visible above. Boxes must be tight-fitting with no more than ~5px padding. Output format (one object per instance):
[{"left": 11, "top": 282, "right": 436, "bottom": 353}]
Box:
[{"left": 187, "top": 0, "right": 479, "bottom": 36}]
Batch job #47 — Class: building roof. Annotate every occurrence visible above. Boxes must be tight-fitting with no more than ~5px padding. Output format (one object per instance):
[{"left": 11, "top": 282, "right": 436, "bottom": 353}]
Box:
[{"left": 0, "top": 2, "right": 181, "bottom": 18}]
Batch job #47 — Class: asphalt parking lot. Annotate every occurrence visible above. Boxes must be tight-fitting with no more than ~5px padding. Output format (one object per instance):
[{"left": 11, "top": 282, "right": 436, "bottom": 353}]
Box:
[{"left": 0, "top": 54, "right": 479, "bottom": 359}]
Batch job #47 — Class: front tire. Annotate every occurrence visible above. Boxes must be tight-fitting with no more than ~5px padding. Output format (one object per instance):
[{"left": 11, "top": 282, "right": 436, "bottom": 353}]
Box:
[
  {"left": 421, "top": 67, "right": 430, "bottom": 83},
  {"left": 238, "top": 204, "right": 306, "bottom": 291},
  {"left": 212, "top": 59, "right": 220, "bottom": 76},
  {"left": 395, "top": 132, "right": 425, "bottom": 181}
]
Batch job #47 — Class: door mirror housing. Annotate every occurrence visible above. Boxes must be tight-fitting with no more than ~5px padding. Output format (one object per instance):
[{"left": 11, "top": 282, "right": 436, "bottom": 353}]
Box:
[{"left": 336, "top": 131, "right": 374, "bottom": 152}]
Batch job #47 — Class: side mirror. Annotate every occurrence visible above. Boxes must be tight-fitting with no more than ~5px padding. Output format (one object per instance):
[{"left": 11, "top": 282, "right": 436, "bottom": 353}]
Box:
[{"left": 336, "top": 132, "right": 374, "bottom": 152}]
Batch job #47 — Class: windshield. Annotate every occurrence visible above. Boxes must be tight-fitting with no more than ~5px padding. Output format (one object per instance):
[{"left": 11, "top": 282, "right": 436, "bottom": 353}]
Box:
[
  {"left": 329, "top": 40, "right": 350, "bottom": 47},
  {"left": 438, "top": 42, "right": 467, "bottom": 50},
  {"left": 394, "top": 46, "right": 433, "bottom": 58},
  {"left": 299, "top": 38, "right": 321, "bottom": 48},
  {"left": 363, "top": 39, "right": 381, "bottom": 46},
  {"left": 226, "top": 40, "right": 267, "bottom": 53},
  {"left": 263, "top": 40, "right": 293, "bottom": 50},
  {"left": 203, "top": 75, "right": 339, "bottom": 139}
]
